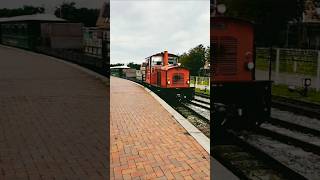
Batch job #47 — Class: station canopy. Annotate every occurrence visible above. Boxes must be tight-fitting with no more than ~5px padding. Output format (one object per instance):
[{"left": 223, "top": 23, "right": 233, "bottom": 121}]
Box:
[
  {"left": 0, "top": 14, "right": 66, "bottom": 23},
  {"left": 110, "top": 65, "right": 130, "bottom": 69}
]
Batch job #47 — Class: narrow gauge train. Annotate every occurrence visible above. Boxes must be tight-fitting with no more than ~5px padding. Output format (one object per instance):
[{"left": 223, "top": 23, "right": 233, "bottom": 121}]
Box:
[
  {"left": 212, "top": 15, "right": 272, "bottom": 127},
  {"left": 141, "top": 51, "right": 194, "bottom": 99}
]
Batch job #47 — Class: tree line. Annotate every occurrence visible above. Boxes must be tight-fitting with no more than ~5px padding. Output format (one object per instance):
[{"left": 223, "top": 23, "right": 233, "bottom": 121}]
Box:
[
  {"left": 0, "top": 2, "right": 99, "bottom": 27},
  {"left": 0, "top": 6, "right": 45, "bottom": 17},
  {"left": 219, "top": 0, "right": 304, "bottom": 47},
  {"left": 125, "top": 44, "right": 210, "bottom": 76}
]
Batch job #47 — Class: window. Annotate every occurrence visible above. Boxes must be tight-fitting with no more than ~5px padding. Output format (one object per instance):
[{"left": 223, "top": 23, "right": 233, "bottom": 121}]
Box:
[
  {"left": 151, "top": 56, "right": 162, "bottom": 66},
  {"left": 168, "top": 56, "right": 178, "bottom": 65}
]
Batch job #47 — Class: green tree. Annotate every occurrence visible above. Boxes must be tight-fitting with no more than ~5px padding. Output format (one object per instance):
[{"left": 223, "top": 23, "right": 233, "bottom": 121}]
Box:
[
  {"left": 179, "top": 44, "right": 206, "bottom": 76},
  {"left": 127, "top": 62, "right": 141, "bottom": 70},
  {"left": 0, "top": 5, "right": 45, "bottom": 17},
  {"left": 219, "top": 0, "right": 303, "bottom": 46},
  {"left": 55, "top": 2, "right": 99, "bottom": 27},
  {"left": 110, "top": 63, "right": 124, "bottom": 67}
]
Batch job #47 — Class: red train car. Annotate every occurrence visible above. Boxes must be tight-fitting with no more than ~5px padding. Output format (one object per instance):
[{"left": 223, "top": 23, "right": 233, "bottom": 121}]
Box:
[
  {"left": 212, "top": 16, "right": 272, "bottom": 127},
  {"left": 142, "top": 51, "right": 194, "bottom": 99}
]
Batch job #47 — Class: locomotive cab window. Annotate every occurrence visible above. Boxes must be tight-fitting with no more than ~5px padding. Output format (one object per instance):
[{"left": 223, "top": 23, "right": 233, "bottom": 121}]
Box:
[
  {"left": 151, "top": 56, "right": 163, "bottom": 66},
  {"left": 168, "top": 57, "right": 178, "bottom": 65}
]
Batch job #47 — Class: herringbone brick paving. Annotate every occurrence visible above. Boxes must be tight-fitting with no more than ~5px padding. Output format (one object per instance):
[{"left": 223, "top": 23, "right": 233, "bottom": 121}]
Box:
[
  {"left": 110, "top": 77, "right": 209, "bottom": 180},
  {"left": 0, "top": 46, "right": 109, "bottom": 179}
]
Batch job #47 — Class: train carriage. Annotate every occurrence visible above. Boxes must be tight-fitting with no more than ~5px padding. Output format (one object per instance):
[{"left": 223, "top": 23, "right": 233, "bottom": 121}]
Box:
[
  {"left": 142, "top": 51, "right": 194, "bottom": 99},
  {"left": 212, "top": 16, "right": 272, "bottom": 127}
]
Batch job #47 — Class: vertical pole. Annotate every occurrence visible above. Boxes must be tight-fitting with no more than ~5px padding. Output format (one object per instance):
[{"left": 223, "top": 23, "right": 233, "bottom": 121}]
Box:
[
  {"left": 268, "top": 47, "right": 273, "bottom": 81},
  {"left": 317, "top": 51, "right": 320, "bottom": 91},
  {"left": 293, "top": 61, "right": 297, "bottom": 73},
  {"left": 275, "top": 48, "right": 280, "bottom": 85},
  {"left": 195, "top": 76, "right": 198, "bottom": 89}
]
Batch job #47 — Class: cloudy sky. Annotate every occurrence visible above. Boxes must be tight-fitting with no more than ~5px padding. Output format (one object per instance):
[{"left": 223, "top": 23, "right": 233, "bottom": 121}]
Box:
[
  {"left": 110, "top": 0, "right": 209, "bottom": 64},
  {"left": 0, "top": 0, "right": 103, "bottom": 13}
]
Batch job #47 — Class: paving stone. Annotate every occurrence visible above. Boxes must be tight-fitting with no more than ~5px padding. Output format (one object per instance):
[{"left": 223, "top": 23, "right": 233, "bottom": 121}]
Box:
[
  {"left": 110, "top": 77, "right": 209, "bottom": 179},
  {"left": 0, "top": 46, "right": 109, "bottom": 179}
]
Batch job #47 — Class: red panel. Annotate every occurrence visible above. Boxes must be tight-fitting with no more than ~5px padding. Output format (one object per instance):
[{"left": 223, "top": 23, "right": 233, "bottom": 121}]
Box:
[
  {"left": 211, "top": 17, "right": 254, "bottom": 82},
  {"left": 165, "top": 68, "right": 190, "bottom": 88}
]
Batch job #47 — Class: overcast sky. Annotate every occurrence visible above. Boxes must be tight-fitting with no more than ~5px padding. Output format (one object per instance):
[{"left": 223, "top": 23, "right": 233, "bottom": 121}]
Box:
[
  {"left": 110, "top": 0, "right": 209, "bottom": 65},
  {"left": 0, "top": 0, "right": 103, "bottom": 13}
]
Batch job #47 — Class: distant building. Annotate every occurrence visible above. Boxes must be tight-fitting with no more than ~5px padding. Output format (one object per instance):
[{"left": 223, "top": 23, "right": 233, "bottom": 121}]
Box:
[
  {"left": 199, "top": 60, "right": 210, "bottom": 77},
  {"left": 83, "top": 1, "right": 109, "bottom": 59},
  {"left": 41, "top": 23, "right": 83, "bottom": 49},
  {"left": 286, "top": 0, "right": 320, "bottom": 49},
  {"left": 303, "top": 0, "right": 320, "bottom": 22},
  {"left": 0, "top": 14, "right": 66, "bottom": 49}
]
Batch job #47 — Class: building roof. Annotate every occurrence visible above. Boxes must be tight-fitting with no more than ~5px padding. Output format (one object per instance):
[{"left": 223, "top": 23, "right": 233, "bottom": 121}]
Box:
[
  {"left": 110, "top": 65, "right": 130, "bottom": 69},
  {"left": 0, "top": 14, "right": 66, "bottom": 23}
]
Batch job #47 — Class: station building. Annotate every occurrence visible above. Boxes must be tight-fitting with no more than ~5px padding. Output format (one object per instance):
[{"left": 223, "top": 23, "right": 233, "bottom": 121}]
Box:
[
  {"left": 0, "top": 14, "right": 84, "bottom": 50},
  {"left": 0, "top": 14, "right": 65, "bottom": 49}
]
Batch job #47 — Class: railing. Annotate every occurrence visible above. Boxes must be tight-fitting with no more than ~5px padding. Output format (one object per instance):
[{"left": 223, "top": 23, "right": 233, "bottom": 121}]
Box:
[
  {"left": 190, "top": 76, "right": 210, "bottom": 91},
  {"left": 256, "top": 47, "right": 320, "bottom": 91}
]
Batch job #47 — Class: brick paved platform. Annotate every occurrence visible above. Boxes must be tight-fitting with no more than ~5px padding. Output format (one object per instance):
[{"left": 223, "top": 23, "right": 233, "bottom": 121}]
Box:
[
  {"left": 110, "top": 77, "right": 210, "bottom": 179},
  {"left": 0, "top": 46, "right": 109, "bottom": 179}
]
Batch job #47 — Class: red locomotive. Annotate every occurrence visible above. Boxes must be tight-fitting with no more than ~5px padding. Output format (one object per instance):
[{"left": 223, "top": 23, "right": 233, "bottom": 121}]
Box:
[
  {"left": 212, "top": 15, "right": 272, "bottom": 127},
  {"left": 142, "top": 51, "right": 194, "bottom": 99}
]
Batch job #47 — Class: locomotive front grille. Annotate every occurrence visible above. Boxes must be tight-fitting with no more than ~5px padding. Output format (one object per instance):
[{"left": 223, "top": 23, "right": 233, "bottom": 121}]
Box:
[
  {"left": 213, "top": 36, "right": 238, "bottom": 75},
  {"left": 172, "top": 73, "right": 184, "bottom": 84}
]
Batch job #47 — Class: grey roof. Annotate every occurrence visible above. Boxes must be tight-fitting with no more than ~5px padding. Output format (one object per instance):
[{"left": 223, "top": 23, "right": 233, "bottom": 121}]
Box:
[
  {"left": 0, "top": 14, "right": 66, "bottom": 23},
  {"left": 110, "top": 66, "right": 130, "bottom": 69}
]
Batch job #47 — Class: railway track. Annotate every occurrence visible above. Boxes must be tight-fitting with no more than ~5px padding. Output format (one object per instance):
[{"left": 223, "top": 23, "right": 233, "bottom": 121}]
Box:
[
  {"left": 167, "top": 99, "right": 210, "bottom": 137},
  {"left": 213, "top": 113, "right": 320, "bottom": 179},
  {"left": 272, "top": 95, "right": 320, "bottom": 119},
  {"left": 213, "top": 129, "right": 308, "bottom": 180},
  {"left": 211, "top": 94, "right": 320, "bottom": 179},
  {"left": 190, "top": 95, "right": 210, "bottom": 110}
]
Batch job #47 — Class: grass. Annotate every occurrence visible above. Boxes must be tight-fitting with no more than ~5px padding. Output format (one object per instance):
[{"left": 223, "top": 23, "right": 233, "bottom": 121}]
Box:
[
  {"left": 195, "top": 88, "right": 210, "bottom": 96},
  {"left": 272, "top": 84, "right": 320, "bottom": 104},
  {"left": 255, "top": 53, "right": 318, "bottom": 76},
  {"left": 190, "top": 79, "right": 210, "bottom": 86},
  {"left": 255, "top": 57, "right": 275, "bottom": 71}
]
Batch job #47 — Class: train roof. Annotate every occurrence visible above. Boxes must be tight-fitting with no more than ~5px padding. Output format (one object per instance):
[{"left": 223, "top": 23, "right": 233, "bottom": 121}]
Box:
[
  {"left": 0, "top": 14, "right": 66, "bottom": 23},
  {"left": 146, "top": 52, "right": 179, "bottom": 59}
]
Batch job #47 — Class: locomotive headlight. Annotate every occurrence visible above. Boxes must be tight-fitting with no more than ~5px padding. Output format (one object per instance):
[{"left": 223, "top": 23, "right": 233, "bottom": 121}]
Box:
[
  {"left": 217, "top": 4, "right": 227, "bottom": 14},
  {"left": 247, "top": 62, "right": 254, "bottom": 70},
  {"left": 167, "top": 80, "right": 171, "bottom": 85},
  {"left": 186, "top": 80, "right": 190, "bottom": 84}
]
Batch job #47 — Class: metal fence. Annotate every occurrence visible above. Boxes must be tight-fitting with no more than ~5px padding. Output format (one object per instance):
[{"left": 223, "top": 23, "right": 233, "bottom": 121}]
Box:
[
  {"left": 190, "top": 76, "right": 210, "bottom": 91},
  {"left": 256, "top": 48, "right": 320, "bottom": 91}
]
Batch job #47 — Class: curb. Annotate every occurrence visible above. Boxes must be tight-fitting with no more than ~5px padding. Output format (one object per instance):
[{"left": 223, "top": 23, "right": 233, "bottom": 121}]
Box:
[{"left": 127, "top": 78, "right": 210, "bottom": 154}]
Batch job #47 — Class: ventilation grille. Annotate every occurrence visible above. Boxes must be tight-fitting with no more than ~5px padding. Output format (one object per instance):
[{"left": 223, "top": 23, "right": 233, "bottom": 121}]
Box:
[
  {"left": 172, "top": 73, "right": 184, "bottom": 84},
  {"left": 213, "top": 36, "right": 238, "bottom": 75}
]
